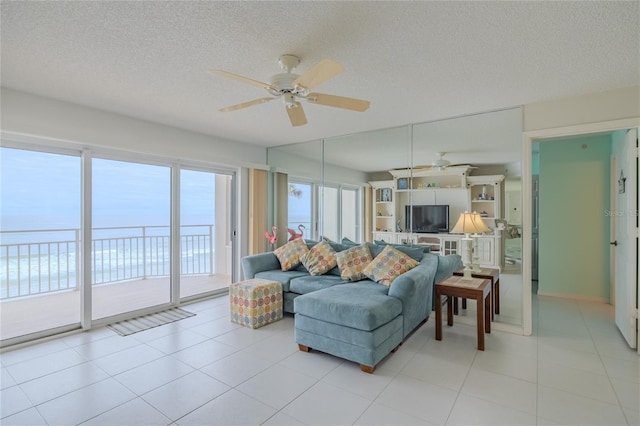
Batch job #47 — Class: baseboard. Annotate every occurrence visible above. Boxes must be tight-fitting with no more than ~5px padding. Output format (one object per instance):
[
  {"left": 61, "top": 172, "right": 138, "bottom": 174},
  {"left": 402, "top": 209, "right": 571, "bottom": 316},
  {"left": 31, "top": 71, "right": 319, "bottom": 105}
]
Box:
[{"left": 536, "top": 291, "right": 609, "bottom": 304}]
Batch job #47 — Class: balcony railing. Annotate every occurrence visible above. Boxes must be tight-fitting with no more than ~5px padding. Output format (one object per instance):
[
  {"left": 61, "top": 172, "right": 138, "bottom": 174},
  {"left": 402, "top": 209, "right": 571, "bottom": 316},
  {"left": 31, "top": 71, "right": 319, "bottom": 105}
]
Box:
[{"left": 0, "top": 225, "right": 214, "bottom": 300}]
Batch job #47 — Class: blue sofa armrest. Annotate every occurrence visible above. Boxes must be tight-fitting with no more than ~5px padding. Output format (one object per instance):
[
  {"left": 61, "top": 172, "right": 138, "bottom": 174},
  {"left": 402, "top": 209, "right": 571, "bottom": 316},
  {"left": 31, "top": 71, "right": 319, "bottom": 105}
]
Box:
[
  {"left": 241, "top": 252, "right": 281, "bottom": 279},
  {"left": 388, "top": 254, "right": 438, "bottom": 337},
  {"left": 434, "top": 254, "right": 463, "bottom": 284}
]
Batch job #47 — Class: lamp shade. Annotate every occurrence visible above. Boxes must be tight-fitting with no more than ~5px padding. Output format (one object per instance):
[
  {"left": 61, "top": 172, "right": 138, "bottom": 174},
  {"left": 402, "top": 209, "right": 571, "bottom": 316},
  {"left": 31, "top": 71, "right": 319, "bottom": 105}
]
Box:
[
  {"left": 451, "top": 212, "right": 489, "bottom": 234},
  {"left": 470, "top": 212, "right": 491, "bottom": 233}
]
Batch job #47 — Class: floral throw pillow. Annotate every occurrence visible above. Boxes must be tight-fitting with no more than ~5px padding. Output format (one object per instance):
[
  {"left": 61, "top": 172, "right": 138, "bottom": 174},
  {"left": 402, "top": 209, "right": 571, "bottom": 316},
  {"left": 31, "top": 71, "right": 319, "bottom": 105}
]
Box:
[
  {"left": 273, "top": 238, "right": 310, "bottom": 271},
  {"left": 335, "top": 244, "right": 373, "bottom": 282},
  {"left": 301, "top": 240, "right": 338, "bottom": 276},
  {"left": 363, "top": 245, "right": 419, "bottom": 286}
]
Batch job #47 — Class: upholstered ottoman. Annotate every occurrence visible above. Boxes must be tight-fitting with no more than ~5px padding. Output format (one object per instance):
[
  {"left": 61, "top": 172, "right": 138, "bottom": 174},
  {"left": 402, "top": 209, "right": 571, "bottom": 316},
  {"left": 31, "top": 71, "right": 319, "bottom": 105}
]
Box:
[
  {"left": 294, "top": 283, "right": 403, "bottom": 373},
  {"left": 229, "top": 278, "right": 283, "bottom": 329}
]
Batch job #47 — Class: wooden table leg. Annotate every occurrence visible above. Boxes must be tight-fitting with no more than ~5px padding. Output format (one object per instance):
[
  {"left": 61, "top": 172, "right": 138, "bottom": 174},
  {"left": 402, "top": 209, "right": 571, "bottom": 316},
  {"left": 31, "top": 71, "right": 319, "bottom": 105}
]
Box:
[
  {"left": 447, "top": 295, "right": 454, "bottom": 326},
  {"left": 490, "top": 279, "right": 495, "bottom": 322},
  {"left": 462, "top": 298, "right": 467, "bottom": 309},
  {"left": 476, "top": 294, "right": 485, "bottom": 351},
  {"left": 453, "top": 297, "right": 459, "bottom": 315},
  {"left": 435, "top": 290, "right": 442, "bottom": 341},
  {"left": 494, "top": 278, "right": 500, "bottom": 315},
  {"left": 484, "top": 292, "right": 491, "bottom": 333}
]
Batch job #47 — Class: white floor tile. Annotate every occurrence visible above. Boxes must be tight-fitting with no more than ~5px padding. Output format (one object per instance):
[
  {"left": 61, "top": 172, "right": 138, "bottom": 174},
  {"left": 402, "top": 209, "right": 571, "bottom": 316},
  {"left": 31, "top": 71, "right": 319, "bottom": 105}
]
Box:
[
  {"left": 6, "top": 348, "right": 86, "bottom": 383},
  {"left": 0, "top": 367, "right": 17, "bottom": 390},
  {"left": 36, "top": 378, "right": 136, "bottom": 425},
  {"left": 73, "top": 334, "right": 141, "bottom": 360},
  {"left": 538, "top": 359, "right": 619, "bottom": 404},
  {"left": 19, "top": 362, "right": 109, "bottom": 405},
  {"left": 537, "top": 385, "right": 627, "bottom": 426},
  {"left": 279, "top": 350, "right": 343, "bottom": 380},
  {"left": 623, "top": 407, "right": 639, "bottom": 426},
  {"left": 282, "top": 381, "right": 371, "bottom": 425},
  {"left": 145, "top": 330, "right": 209, "bottom": 354},
  {"left": 187, "top": 317, "right": 241, "bottom": 339},
  {"left": 170, "top": 339, "right": 238, "bottom": 369},
  {"left": 461, "top": 368, "right": 537, "bottom": 415},
  {"left": 609, "top": 376, "right": 640, "bottom": 410},
  {"left": 400, "top": 350, "right": 472, "bottom": 391},
  {"left": 127, "top": 322, "right": 183, "bottom": 343},
  {"left": 538, "top": 340, "right": 606, "bottom": 376},
  {"left": 241, "top": 331, "right": 300, "bottom": 363},
  {"left": 141, "top": 371, "right": 229, "bottom": 421},
  {"left": 322, "top": 361, "right": 395, "bottom": 401},
  {"left": 0, "top": 407, "right": 47, "bottom": 425},
  {"left": 114, "top": 356, "right": 194, "bottom": 395},
  {"left": 213, "top": 325, "right": 275, "bottom": 349},
  {"left": 0, "top": 339, "right": 69, "bottom": 366},
  {"left": 472, "top": 349, "right": 537, "bottom": 383},
  {"left": 237, "top": 364, "right": 316, "bottom": 410},
  {"left": 176, "top": 389, "right": 275, "bottom": 426},
  {"left": 61, "top": 327, "right": 115, "bottom": 347},
  {"left": 81, "top": 397, "right": 172, "bottom": 425},
  {"left": 200, "top": 351, "right": 273, "bottom": 387},
  {"left": 262, "top": 411, "right": 306, "bottom": 426},
  {"left": 354, "top": 401, "right": 433, "bottom": 425},
  {"left": 92, "top": 344, "right": 165, "bottom": 375},
  {"left": 601, "top": 355, "right": 640, "bottom": 382},
  {"left": 0, "top": 385, "right": 32, "bottom": 419},
  {"left": 446, "top": 393, "right": 536, "bottom": 425},
  {"left": 375, "top": 374, "right": 458, "bottom": 425}
]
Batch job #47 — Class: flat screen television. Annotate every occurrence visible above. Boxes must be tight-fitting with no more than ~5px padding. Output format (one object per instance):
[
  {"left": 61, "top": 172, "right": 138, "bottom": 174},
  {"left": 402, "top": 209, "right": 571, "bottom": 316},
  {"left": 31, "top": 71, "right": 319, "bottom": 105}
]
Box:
[{"left": 405, "top": 205, "right": 449, "bottom": 233}]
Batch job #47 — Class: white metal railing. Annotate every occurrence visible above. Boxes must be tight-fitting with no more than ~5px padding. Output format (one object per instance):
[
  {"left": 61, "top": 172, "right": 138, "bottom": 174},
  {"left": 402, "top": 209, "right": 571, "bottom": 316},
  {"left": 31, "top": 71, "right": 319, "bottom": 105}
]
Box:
[{"left": 0, "top": 225, "right": 214, "bottom": 300}]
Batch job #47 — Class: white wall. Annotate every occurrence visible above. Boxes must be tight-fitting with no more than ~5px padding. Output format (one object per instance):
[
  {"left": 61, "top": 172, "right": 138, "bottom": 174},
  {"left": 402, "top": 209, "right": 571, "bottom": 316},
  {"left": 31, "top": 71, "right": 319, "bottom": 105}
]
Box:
[
  {"left": 1, "top": 88, "right": 266, "bottom": 167},
  {"left": 524, "top": 86, "right": 640, "bottom": 132}
]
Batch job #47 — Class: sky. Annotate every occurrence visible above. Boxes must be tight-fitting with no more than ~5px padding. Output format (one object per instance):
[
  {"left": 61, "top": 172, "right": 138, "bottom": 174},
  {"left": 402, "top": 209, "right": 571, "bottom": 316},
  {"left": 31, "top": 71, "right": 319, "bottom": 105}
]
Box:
[{"left": 0, "top": 147, "right": 215, "bottom": 232}]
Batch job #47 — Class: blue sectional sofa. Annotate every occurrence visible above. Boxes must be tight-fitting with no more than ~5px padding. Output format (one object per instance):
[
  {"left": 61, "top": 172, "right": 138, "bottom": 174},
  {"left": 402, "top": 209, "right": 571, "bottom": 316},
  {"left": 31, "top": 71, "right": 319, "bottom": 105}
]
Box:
[{"left": 241, "top": 241, "right": 461, "bottom": 373}]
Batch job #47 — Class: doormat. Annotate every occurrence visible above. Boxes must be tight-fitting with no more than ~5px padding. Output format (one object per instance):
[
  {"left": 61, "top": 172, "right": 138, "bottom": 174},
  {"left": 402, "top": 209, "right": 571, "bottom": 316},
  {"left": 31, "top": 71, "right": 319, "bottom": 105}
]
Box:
[{"left": 107, "top": 307, "right": 196, "bottom": 336}]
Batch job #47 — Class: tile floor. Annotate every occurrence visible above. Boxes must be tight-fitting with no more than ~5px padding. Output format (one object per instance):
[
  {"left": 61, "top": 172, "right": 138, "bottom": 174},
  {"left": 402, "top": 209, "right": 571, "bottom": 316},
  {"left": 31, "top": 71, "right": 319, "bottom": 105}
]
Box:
[{"left": 1, "top": 293, "right": 638, "bottom": 425}]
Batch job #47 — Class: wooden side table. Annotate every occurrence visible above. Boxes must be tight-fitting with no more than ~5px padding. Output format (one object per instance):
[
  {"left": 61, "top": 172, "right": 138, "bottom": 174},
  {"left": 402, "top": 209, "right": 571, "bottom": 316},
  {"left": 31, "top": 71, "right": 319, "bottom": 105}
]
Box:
[
  {"left": 435, "top": 275, "right": 491, "bottom": 350},
  {"left": 453, "top": 267, "right": 500, "bottom": 320}
]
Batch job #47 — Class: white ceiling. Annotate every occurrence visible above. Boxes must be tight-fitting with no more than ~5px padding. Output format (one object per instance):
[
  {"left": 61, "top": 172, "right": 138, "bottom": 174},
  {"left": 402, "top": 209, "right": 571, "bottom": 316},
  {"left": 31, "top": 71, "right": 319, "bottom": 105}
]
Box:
[{"left": 1, "top": 1, "right": 638, "bottom": 153}]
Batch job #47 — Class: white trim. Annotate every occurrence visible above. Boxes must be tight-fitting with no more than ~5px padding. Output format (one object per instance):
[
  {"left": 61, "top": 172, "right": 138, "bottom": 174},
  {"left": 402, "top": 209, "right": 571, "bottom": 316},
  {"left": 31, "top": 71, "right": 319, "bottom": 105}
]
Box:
[
  {"left": 536, "top": 291, "right": 609, "bottom": 304},
  {"left": 171, "top": 165, "right": 181, "bottom": 305},
  {"left": 522, "top": 116, "right": 640, "bottom": 337},
  {"left": 81, "top": 149, "right": 93, "bottom": 330}
]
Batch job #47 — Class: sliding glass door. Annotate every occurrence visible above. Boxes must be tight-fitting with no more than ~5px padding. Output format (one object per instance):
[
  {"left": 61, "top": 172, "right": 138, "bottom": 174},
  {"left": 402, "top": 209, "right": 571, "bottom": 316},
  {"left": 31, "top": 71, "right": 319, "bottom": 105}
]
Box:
[
  {"left": 91, "top": 158, "right": 171, "bottom": 321},
  {"left": 179, "top": 169, "right": 232, "bottom": 299},
  {"left": 0, "top": 147, "right": 81, "bottom": 340}
]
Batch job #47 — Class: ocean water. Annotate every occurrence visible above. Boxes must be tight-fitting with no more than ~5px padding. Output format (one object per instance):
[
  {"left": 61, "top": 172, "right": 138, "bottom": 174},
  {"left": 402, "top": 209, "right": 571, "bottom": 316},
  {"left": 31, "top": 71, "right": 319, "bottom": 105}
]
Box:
[{"left": 0, "top": 226, "right": 214, "bottom": 299}]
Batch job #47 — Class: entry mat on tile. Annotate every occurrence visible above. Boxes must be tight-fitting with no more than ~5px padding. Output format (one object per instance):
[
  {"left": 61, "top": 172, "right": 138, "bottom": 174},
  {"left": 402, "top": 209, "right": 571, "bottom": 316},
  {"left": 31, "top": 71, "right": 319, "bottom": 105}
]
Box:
[{"left": 107, "top": 307, "right": 196, "bottom": 336}]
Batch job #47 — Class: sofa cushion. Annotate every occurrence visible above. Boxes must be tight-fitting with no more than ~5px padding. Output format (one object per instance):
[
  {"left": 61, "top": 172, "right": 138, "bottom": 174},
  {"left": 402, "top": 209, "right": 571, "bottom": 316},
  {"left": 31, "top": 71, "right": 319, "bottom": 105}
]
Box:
[
  {"left": 254, "top": 270, "right": 308, "bottom": 292},
  {"left": 433, "top": 253, "right": 463, "bottom": 284},
  {"left": 294, "top": 284, "right": 401, "bottom": 331},
  {"left": 367, "top": 243, "right": 424, "bottom": 262},
  {"left": 273, "top": 238, "right": 309, "bottom": 271},
  {"left": 363, "top": 245, "right": 420, "bottom": 286},
  {"left": 289, "top": 274, "right": 345, "bottom": 294},
  {"left": 335, "top": 244, "right": 373, "bottom": 282},
  {"left": 301, "top": 240, "right": 338, "bottom": 276},
  {"left": 341, "top": 237, "right": 358, "bottom": 247}
]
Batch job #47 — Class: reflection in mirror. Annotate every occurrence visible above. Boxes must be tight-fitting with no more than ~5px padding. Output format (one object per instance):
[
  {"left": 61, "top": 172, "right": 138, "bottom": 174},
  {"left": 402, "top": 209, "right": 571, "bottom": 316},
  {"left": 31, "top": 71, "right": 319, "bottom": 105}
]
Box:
[
  {"left": 411, "top": 108, "right": 523, "bottom": 326},
  {"left": 267, "top": 107, "right": 524, "bottom": 328},
  {"left": 267, "top": 140, "right": 323, "bottom": 244}
]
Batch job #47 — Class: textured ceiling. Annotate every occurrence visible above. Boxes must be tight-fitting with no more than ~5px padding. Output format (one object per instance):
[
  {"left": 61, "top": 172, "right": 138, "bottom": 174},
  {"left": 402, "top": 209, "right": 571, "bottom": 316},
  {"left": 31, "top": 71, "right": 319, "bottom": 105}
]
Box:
[{"left": 1, "top": 1, "right": 638, "bottom": 153}]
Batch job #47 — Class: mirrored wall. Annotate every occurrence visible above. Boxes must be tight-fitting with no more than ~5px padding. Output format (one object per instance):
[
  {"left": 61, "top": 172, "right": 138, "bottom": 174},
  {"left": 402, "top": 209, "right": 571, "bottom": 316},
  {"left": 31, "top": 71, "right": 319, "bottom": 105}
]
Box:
[{"left": 267, "top": 107, "right": 523, "bottom": 328}]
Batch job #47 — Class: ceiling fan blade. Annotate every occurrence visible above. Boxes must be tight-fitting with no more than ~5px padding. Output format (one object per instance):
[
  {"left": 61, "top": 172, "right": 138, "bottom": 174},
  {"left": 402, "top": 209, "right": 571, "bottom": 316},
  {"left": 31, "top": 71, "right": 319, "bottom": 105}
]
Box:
[
  {"left": 210, "top": 69, "right": 272, "bottom": 90},
  {"left": 219, "top": 97, "right": 275, "bottom": 112},
  {"left": 286, "top": 102, "right": 307, "bottom": 127},
  {"left": 293, "top": 59, "right": 344, "bottom": 90},
  {"left": 307, "top": 93, "right": 370, "bottom": 112}
]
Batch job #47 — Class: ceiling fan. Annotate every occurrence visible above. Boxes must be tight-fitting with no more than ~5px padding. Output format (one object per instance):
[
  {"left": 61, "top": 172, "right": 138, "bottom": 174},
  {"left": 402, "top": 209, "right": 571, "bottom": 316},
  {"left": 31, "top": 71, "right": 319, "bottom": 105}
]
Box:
[
  {"left": 210, "top": 55, "right": 370, "bottom": 127},
  {"left": 413, "top": 152, "right": 473, "bottom": 171}
]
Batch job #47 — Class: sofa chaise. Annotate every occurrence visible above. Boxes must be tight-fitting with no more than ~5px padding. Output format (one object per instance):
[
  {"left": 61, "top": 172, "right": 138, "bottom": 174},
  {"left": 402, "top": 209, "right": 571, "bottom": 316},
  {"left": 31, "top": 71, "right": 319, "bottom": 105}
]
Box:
[{"left": 241, "top": 240, "right": 462, "bottom": 372}]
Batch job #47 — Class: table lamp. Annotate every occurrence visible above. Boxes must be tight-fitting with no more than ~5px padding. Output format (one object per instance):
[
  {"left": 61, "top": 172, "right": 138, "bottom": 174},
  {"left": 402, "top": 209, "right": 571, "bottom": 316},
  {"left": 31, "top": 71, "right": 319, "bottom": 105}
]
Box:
[
  {"left": 470, "top": 212, "right": 491, "bottom": 272},
  {"left": 451, "top": 212, "right": 487, "bottom": 280}
]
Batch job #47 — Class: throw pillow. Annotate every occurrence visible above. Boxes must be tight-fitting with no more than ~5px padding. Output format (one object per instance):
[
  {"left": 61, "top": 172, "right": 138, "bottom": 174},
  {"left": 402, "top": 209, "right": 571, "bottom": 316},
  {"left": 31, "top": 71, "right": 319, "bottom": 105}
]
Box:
[
  {"left": 335, "top": 244, "right": 373, "bottom": 281},
  {"left": 363, "top": 245, "right": 420, "bottom": 286},
  {"left": 301, "top": 240, "right": 338, "bottom": 276},
  {"left": 273, "top": 238, "right": 310, "bottom": 271},
  {"left": 341, "top": 237, "right": 358, "bottom": 247}
]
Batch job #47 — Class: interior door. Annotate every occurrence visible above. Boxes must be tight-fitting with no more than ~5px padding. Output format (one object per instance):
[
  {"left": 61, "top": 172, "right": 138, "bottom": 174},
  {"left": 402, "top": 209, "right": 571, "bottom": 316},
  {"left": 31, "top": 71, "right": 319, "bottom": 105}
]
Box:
[{"left": 613, "top": 128, "right": 638, "bottom": 349}]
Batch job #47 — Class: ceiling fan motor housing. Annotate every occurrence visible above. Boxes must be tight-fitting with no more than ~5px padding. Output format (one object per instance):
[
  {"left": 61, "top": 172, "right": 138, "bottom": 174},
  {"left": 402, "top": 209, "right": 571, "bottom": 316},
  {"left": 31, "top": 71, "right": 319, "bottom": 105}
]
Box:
[{"left": 270, "top": 73, "right": 300, "bottom": 93}]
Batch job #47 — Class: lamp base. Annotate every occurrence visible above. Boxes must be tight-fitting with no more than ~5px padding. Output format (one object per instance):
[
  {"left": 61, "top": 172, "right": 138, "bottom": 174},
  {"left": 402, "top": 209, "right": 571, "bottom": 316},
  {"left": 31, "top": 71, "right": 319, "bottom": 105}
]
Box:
[
  {"left": 460, "top": 265, "right": 474, "bottom": 281},
  {"left": 471, "top": 261, "right": 482, "bottom": 272}
]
